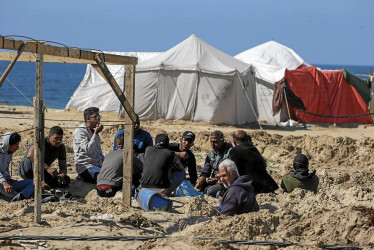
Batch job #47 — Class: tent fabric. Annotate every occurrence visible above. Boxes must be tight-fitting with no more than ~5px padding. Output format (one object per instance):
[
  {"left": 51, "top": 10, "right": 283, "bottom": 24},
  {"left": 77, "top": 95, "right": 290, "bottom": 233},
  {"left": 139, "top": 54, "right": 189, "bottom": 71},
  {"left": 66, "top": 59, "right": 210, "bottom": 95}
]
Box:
[
  {"left": 284, "top": 66, "right": 372, "bottom": 124},
  {"left": 65, "top": 52, "right": 161, "bottom": 113},
  {"left": 66, "top": 35, "right": 258, "bottom": 125},
  {"left": 235, "top": 41, "right": 310, "bottom": 122},
  {"left": 342, "top": 69, "right": 371, "bottom": 105},
  {"left": 133, "top": 34, "right": 257, "bottom": 125},
  {"left": 137, "top": 34, "right": 250, "bottom": 76}
]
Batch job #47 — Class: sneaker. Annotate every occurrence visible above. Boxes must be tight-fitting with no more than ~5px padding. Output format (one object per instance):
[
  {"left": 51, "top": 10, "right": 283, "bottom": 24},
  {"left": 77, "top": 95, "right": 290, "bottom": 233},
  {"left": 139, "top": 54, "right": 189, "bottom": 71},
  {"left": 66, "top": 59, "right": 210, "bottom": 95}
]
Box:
[{"left": 11, "top": 193, "right": 25, "bottom": 202}]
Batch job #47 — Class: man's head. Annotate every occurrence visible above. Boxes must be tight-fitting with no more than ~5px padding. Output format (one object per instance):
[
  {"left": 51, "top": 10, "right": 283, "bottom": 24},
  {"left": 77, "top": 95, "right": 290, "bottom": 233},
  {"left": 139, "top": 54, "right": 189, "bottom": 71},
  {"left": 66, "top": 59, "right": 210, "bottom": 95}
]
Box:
[
  {"left": 116, "top": 134, "right": 124, "bottom": 149},
  {"left": 293, "top": 154, "right": 309, "bottom": 170},
  {"left": 232, "top": 130, "right": 251, "bottom": 146},
  {"left": 48, "top": 126, "right": 63, "bottom": 148},
  {"left": 8, "top": 132, "right": 21, "bottom": 154},
  {"left": 134, "top": 114, "right": 140, "bottom": 134},
  {"left": 84, "top": 107, "right": 101, "bottom": 128},
  {"left": 210, "top": 130, "right": 224, "bottom": 152},
  {"left": 155, "top": 134, "right": 169, "bottom": 148},
  {"left": 219, "top": 159, "right": 239, "bottom": 189},
  {"left": 179, "top": 131, "right": 195, "bottom": 151}
]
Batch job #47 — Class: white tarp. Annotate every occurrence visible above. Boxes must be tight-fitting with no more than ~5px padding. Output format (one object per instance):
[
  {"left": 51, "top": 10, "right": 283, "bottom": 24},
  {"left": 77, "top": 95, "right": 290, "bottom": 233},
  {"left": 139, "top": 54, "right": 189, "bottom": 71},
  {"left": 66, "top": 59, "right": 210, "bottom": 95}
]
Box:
[
  {"left": 235, "top": 41, "right": 311, "bottom": 122},
  {"left": 65, "top": 52, "right": 161, "bottom": 113},
  {"left": 133, "top": 34, "right": 257, "bottom": 125},
  {"left": 66, "top": 34, "right": 258, "bottom": 125}
]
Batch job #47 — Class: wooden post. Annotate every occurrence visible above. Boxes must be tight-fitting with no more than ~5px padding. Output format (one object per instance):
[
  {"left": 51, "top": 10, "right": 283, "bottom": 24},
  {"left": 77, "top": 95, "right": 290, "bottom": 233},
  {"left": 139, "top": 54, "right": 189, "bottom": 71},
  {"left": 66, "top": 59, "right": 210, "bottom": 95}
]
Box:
[
  {"left": 0, "top": 42, "right": 26, "bottom": 88},
  {"left": 122, "top": 65, "right": 135, "bottom": 206},
  {"left": 33, "top": 54, "right": 44, "bottom": 223}
]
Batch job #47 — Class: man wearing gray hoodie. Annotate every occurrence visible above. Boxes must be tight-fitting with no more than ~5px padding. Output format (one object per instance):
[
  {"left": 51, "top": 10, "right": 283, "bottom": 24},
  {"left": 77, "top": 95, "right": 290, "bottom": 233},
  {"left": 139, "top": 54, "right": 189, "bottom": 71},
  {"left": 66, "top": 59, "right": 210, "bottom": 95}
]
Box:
[
  {"left": 73, "top": 107, "right": 104, "bottom": 184},
  {"left": 0, "top": 132, "right": 34, "bottom": 202}
]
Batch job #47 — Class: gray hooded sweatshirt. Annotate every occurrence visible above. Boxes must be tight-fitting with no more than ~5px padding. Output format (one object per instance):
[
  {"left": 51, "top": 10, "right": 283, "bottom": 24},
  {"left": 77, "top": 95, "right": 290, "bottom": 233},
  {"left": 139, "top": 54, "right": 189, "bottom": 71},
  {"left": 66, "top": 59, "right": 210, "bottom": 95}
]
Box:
[
  {"left": 73, "top": 125, "right": 104, "bottom": 174},
  {"left": 0, "top": 132, "right": 14, "bottom": 183}
]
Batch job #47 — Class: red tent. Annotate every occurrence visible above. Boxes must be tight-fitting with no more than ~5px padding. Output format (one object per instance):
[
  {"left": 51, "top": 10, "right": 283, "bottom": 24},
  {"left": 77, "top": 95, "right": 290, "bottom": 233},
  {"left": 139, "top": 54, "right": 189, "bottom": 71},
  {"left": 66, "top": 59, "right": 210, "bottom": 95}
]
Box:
[{"left": 278, "top": 66, "right": 372, "bottom": 124}]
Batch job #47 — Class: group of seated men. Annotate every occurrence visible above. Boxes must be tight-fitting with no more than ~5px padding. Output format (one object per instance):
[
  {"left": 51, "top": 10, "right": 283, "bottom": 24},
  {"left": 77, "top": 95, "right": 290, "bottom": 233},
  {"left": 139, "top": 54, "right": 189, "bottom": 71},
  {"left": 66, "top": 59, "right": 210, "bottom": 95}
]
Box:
[{"left": 0, "top": 106, "right": 319, "bottom": 216}]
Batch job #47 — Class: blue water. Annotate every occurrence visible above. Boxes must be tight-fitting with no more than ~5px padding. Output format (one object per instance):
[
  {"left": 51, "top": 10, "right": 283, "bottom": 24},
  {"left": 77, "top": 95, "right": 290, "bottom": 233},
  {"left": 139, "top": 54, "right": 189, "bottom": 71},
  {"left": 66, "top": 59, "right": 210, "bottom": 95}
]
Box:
[{"left": 0, "top": 61, "right": 373, "bottom": 109}]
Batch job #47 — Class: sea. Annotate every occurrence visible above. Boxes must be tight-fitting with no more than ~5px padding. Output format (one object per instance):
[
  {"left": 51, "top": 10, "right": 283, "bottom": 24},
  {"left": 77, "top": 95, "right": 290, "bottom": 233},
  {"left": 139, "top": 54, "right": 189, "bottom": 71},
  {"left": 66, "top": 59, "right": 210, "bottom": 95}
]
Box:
[{"left": 0, "top": 62, "right": 373, "bottom": 109}]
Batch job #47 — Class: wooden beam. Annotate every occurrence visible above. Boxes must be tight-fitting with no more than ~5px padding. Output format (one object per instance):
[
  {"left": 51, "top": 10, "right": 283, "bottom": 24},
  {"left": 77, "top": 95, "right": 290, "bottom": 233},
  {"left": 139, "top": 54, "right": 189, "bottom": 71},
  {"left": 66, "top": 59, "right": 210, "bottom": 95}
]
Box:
[
  {"left": 33, "top": 54, "right": 44, "bottom": 224},
  {"left": 122, "top": 65, "right": 135, "bottom": 206},
  {"left": 0, "top": 43, "right": 26, "bottom": 88},
  {"left": 0, "top": 52, "right": 100, "bottom": 64},
  {"left": 0, "top": 37, "right": 137, "bottom": 65},
  {"left": 93, "top": 54, "right": 137, "bottom": 122}
]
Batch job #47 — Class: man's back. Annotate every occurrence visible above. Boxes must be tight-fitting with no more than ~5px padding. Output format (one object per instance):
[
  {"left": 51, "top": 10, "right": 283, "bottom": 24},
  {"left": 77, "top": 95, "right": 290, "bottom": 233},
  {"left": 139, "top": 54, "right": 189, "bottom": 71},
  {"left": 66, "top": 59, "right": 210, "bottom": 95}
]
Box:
[
  {"left": 281, "top": 173, "right": 319, "bottom": 193},
  {"left": 140, "top": 146, "right": 174, "bottom": 189},
  {"left": 229, "top": 142, "right": 278, "bottom": 194},
  {"left": 97, "top": 149, "right": 143, "bottom": 187}
]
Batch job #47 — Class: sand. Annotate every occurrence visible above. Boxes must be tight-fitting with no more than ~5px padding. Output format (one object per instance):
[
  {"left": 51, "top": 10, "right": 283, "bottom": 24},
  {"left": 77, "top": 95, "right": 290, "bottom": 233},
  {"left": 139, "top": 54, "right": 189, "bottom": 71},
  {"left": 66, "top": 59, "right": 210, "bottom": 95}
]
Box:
[{"left": 0, "top": 105, "right": 373, "bottom": 249}]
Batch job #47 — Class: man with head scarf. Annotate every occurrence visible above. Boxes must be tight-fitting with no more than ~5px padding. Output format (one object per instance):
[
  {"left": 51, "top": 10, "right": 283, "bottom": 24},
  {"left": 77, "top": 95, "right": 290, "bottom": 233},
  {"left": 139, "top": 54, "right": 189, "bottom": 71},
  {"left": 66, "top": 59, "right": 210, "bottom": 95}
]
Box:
[{"left": 281, "top": 154, "right": 319, "bottom": 193}]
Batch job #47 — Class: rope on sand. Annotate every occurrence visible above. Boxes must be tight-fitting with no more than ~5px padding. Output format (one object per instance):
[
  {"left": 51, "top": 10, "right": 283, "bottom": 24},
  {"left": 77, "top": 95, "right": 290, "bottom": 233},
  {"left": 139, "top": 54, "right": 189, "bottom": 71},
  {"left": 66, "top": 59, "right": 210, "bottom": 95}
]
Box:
[{"left": 296, "top": 109, "right": 374, "bottom": 128}]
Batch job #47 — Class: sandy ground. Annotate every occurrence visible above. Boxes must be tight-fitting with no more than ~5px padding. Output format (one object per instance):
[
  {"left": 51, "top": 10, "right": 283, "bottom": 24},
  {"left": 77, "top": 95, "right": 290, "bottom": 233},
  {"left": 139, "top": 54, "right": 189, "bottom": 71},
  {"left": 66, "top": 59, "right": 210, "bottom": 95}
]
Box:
[{"left": 0, "top": 105, "right": 373, "bottom": 249}]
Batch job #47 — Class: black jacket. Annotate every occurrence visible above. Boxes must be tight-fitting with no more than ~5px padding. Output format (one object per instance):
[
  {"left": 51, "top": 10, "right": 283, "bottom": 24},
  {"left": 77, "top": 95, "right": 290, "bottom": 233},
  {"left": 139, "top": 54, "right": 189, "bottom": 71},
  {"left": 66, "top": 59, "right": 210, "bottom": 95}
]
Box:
[
  {"left": 140, "top": 146, "right": 174, "bottom": 189},
  {"left": 229, "top": 142, "right": 278, "bottom": 194}
]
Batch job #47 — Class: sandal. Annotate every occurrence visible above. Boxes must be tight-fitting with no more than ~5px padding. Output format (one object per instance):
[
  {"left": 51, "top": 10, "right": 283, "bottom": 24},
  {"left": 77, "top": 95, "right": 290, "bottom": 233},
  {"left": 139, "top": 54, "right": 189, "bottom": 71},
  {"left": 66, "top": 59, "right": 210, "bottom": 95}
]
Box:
[{"left": 177, "top": 219, "right": 189, "bottom": 231}]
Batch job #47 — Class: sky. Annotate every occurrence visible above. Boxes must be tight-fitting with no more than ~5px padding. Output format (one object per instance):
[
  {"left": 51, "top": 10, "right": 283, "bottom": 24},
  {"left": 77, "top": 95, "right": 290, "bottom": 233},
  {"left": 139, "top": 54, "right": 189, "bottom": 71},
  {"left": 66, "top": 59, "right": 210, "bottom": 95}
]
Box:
[{"left": 1, "top": 0, "right": 373, "bottom": 66}]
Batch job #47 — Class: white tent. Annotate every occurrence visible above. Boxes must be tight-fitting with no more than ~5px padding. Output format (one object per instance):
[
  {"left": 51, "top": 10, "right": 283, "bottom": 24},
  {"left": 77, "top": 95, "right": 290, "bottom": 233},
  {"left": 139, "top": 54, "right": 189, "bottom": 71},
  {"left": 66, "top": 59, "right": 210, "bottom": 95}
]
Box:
[
  {"left": 133, "top": 34, "right": 257, "bottom": 125},
  {"left": 235, "top": 41, "right": 311, "bottom": 122},
  {"left": 67, "top": 34, "right": 258, "bottom": 125},
  {"left": 65, "top": 52, "right": 161, "bottom": 113}
]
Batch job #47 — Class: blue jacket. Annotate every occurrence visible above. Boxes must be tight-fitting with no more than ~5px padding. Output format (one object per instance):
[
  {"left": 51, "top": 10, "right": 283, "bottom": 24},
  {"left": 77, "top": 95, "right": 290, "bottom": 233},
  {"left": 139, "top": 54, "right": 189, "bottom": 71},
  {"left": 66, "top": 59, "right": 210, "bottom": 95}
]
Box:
[
  {"left": 113, "top": 128, "right": 153, "bottom": 153},
  {"left": 219, "top": 175, "right": 259, "bottom": 216}
]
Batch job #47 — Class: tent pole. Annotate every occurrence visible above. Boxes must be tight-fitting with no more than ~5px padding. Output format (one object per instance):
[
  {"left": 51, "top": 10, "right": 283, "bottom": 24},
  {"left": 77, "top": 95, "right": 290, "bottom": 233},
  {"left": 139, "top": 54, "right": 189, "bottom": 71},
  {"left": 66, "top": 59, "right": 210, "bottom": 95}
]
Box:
[
  {"left": 236, "top": 71, "right": 262, "bottom": 130},
  {"left": 283, "top": 88, "right": 292, "bottom": 121}
]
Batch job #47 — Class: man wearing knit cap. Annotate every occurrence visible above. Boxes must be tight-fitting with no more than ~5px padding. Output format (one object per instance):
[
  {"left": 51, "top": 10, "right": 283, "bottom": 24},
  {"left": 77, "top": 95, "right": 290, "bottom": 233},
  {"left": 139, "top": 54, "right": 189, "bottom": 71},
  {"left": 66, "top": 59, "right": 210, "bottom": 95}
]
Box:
[
  {"left": 281, "top": 154, "right": 319, "bottom": 193},
  {"left": 139, "top": 134, "right": 184, "bottom": 196}
]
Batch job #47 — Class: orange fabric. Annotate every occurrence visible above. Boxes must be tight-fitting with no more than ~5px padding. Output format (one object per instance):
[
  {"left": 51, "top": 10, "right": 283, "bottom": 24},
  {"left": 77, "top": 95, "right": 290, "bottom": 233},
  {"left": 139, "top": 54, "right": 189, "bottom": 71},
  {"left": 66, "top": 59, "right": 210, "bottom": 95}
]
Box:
[{"left": 285, "top": 66, "right": 372, "bottom": 124}]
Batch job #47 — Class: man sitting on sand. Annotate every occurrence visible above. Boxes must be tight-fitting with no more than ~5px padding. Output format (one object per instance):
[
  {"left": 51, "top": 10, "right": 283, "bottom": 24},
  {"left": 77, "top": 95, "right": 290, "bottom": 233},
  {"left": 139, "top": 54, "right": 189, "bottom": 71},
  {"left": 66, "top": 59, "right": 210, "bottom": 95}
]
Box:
[
  {"left": 96, "top": 135, "right": 143, "bottom": 198},
  {"left": 73, "top": 107, "right": 104, "bottom": 184},
  {"left": 229, "top": 130, "right": 278, "bottom": 194},
  {"left": 169, "top": 131, "right": 198, "bottom": 186},
  {"left": 218, "top": 159, "right": 259, "bottom": 216},
  {"left": 195, "top": 130, "right": 232, "bottom": 197},
  {"left": 19, "top": 126, "right": 70, "bottom": 189},
  {"left": 281, "top": 154, "right": 319, "bottom": 193},
  {"left": 139, "top": 134, "right": 184, "bottom": 196},
  {"left": 0, "top": 132, "right": 34, "bottom": 202},
  {"left": 113, "top": 114, "right": 153, "bottom": 155}
]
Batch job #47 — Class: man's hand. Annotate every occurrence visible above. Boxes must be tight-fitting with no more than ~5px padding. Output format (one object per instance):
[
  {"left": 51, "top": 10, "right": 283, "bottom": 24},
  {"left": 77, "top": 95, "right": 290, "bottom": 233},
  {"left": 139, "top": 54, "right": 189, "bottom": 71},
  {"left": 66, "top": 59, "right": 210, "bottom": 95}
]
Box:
[
  {"left": 46, "top": 167, "right": 58, "bottom": 178},
  {"left": 2, "top": 181, "right": 13, "bottom": 194},
  {"left": 57, "top": 174, "right": 66, "bottom": 186},
  {"left": 94, "top": 123, "right": 104, "bottom": 134},
  {"left": 176, "top": 151, "right": 189, "bottom": 160},
  {"left": 194, "top": 176, "right": 206, "bottom": 191}
]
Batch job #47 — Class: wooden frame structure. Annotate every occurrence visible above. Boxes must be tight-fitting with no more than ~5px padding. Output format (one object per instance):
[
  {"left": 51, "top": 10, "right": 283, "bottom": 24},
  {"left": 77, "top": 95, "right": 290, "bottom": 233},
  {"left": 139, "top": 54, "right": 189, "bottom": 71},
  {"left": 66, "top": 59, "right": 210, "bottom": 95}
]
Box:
[{"left": 0, "top": 37, "right": 137, "bottom": 223}]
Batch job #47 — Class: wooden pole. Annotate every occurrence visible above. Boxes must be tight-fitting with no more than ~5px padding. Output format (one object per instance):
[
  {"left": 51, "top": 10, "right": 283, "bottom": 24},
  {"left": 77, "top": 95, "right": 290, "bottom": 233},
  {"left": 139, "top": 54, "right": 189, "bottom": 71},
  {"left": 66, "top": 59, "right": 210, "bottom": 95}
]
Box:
[
  {"left": 33, "top": 54, "right": 44, "bottom": 223},
  {"left": 93, "top": 54, "right": 137, "bottom": 122},
  {"left": 122, "top": 65, "right": 135, "bottom": 206},
  {"left": 0, "top": 42, "right": 26, "bottom": 88}
]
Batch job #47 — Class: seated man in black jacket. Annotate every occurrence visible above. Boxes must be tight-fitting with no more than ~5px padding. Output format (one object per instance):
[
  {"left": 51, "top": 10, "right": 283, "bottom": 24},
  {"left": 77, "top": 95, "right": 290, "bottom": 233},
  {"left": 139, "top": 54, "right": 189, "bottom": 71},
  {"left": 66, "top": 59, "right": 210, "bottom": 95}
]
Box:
[
  {"left": 139, "top": 134, "right": 184, "bottom": 196},
  {"left": 229, "top": 130, "right": 278, "bottom": 194},
  {"left": 169, "top": 131, "right": 197, "bottom": 186}
]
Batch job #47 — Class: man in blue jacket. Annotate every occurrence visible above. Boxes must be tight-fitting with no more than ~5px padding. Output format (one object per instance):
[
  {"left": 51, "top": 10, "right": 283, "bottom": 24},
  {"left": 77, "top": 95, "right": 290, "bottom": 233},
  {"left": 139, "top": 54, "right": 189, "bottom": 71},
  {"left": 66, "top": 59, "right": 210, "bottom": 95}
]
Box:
[{"left": 218, "top": 159, "right": 259, "bottom": 216}]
